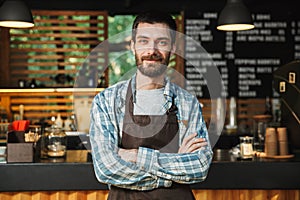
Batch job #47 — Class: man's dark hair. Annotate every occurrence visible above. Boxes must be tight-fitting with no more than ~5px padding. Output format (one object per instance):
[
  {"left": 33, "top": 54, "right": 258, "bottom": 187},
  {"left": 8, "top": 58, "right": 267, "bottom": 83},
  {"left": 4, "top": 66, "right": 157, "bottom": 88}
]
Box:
[{"left": 132, "top": 11, "right": 177, "bottom": 44}]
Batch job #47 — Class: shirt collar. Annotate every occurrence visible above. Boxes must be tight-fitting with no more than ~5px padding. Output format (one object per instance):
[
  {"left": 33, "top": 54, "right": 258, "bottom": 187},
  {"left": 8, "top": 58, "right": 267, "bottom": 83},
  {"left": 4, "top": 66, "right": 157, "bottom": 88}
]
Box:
[{"left": 130, "top": 73, "right": 174, "bottom": 103}]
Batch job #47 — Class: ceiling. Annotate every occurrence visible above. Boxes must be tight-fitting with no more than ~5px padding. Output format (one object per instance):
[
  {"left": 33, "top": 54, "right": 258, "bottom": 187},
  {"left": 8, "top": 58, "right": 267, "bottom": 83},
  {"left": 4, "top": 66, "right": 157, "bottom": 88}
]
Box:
[{"left": 24, "top": 0, "right": 300, "bottom": 15}]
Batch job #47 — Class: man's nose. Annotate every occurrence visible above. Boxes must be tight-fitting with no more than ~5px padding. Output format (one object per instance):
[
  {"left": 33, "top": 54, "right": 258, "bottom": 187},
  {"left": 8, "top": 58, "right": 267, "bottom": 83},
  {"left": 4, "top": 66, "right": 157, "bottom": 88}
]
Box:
[{"left": 145, "top": 42, "right": 158, "bottom": 54}]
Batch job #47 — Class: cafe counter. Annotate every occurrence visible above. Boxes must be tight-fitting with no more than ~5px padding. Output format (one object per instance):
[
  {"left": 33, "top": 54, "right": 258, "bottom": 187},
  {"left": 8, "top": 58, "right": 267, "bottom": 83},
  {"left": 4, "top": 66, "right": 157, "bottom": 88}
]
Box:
[{"left": 0, "top": 149, "right": 300, "bottom": 200}]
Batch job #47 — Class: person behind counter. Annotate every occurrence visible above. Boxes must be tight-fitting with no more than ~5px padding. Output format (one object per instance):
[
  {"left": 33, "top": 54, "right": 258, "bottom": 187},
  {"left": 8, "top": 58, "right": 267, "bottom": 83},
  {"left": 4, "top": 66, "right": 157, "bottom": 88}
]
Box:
[{"left": 89, "top": 11, "right": 213, "bottom": 200}]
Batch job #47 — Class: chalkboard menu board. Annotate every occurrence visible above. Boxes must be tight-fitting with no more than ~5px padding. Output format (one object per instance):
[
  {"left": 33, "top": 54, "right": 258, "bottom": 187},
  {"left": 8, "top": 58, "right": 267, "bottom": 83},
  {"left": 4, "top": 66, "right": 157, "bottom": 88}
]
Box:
[{"left": 184, "top": 4, "right": 300, "bottom": 98}]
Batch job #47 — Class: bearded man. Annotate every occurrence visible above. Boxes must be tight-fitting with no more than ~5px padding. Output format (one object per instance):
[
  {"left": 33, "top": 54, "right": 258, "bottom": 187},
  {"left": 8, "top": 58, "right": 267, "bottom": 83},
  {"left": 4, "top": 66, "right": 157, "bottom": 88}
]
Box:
[{"left": 89, "top": 11, "right": 213, "bottom": 200}]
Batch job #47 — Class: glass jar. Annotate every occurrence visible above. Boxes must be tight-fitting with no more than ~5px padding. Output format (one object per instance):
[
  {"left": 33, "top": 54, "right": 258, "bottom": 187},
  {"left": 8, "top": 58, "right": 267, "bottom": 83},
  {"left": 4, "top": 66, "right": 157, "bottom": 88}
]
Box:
[
  {"left": 25, "top": 125, "right": 41, "bottom": 143},
  {"left": 239, "top": 136, "right": 254, "bottom": 159},
  {"left": 252, "top": 115, "right": 272, "bottom": 152},
  {"left": 40, "top": 126, "right": 67, "bottom": 158}
]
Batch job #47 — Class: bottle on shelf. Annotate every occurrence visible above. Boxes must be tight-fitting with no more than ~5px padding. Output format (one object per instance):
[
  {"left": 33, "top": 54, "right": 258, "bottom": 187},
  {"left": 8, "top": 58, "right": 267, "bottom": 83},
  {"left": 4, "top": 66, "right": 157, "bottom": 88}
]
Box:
[
  {"left": 98, "top": 74, "right": 106, "bottom": 88},
  {"left": 29, "top": 79, "right": 37, "bottom": 88},
  {"left": 55, "top": 113, "right": 63, "bottom": 129},
  {"left": 64, "top": 116, "right": 72, "bottom": 131},
  {"left": 264, "top": 96, "right": 273, "bottom": 116},
  {"left": 69, "top": 113, "right": 77, "bottom": 131},
  {"left": 225, "top": 97, "right": 237, "bottom": 134}
]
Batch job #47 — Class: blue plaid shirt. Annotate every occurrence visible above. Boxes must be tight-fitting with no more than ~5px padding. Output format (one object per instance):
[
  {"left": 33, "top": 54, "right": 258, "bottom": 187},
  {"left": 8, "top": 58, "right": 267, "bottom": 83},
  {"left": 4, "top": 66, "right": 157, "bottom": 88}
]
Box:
[{"left": 89, "top": 74, "right": 213, "bottom": 191}]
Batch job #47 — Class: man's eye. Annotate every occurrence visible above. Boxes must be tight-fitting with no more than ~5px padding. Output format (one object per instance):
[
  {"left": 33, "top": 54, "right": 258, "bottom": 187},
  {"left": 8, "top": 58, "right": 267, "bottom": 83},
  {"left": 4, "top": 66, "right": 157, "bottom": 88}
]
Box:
[
  {"left": 158, "top": 40, "right": 169, "bottom": 46},
  {"left": 137, "top": 39, "right": 148, "bottom": 44}
]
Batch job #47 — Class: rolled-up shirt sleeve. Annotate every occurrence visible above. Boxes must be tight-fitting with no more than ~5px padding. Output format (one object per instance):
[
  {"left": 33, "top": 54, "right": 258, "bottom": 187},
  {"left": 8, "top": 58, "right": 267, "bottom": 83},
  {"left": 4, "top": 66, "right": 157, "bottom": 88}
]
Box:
[{"left": 136, "top": 147, "right": 212, "bottom": 184}]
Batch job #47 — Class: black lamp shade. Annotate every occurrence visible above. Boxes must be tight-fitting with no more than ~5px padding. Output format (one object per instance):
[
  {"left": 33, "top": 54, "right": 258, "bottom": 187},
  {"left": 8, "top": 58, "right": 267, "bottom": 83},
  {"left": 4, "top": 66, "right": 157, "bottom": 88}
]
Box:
[
  {"left": 0, "top": 0, "right": 34, "bottom": 28},
  {"left": 217, "top": 0, "right": 254, "bottom": 31}
]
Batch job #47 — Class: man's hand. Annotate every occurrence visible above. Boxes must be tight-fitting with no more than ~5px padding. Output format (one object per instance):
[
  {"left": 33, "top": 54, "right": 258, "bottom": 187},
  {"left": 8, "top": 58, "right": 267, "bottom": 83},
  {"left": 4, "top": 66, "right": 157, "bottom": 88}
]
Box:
[
  {"left": 178, "top": 133, "right": 208, "bottom": 153},
  {"left": 118, "top": 148, "right": 138, "bottom": 163}
]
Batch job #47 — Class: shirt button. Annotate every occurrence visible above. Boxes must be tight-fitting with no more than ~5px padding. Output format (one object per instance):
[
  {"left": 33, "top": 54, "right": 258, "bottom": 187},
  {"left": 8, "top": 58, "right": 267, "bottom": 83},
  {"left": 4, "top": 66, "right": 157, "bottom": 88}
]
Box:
[{"left": 166, "top": 181, "right": 172, "bottom": 187}]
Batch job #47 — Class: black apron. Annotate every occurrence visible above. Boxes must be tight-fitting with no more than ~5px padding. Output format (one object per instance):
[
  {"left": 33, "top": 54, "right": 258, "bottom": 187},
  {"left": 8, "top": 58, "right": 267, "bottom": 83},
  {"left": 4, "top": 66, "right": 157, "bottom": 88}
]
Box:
[{"left": 108, "top": 81, "right": 195, "bottom": 200}]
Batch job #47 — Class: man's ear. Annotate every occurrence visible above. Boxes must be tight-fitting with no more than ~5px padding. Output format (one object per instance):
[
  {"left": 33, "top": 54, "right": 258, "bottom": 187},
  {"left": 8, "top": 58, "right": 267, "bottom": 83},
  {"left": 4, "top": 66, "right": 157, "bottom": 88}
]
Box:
[{"left": 130, "top": 40, "right": 135, "bottom": 55}]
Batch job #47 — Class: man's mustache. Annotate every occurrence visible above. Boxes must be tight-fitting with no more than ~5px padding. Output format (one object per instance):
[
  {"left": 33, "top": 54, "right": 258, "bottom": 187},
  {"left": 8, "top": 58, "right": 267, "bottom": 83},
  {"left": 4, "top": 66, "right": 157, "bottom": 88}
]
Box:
[{"left": 141, "top": 54, "right": 163, "bottom": 61}]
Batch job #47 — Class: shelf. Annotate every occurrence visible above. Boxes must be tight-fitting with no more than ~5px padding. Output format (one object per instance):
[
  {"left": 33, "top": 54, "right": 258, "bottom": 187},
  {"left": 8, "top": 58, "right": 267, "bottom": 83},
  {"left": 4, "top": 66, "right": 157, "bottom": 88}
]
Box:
[{"left": 0, "top": 88, "right": 104, "bottom": 93}]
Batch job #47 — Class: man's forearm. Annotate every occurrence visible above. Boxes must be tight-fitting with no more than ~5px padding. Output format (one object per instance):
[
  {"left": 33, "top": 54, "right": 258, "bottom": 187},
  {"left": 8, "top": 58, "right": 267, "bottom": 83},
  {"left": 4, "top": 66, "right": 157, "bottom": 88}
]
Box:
[
  {"left": 118, "top": 148, "right": 138, "bottom": 163},
  {"left": 136, "top": 146, "right": 212, "bottom": 184}
]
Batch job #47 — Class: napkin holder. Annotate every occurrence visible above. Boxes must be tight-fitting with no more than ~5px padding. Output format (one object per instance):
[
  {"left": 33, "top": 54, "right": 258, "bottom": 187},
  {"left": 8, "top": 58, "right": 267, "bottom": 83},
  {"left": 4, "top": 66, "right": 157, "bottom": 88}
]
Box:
[{"left": 7, "top": 131, "right": 34, "bottom": 163}]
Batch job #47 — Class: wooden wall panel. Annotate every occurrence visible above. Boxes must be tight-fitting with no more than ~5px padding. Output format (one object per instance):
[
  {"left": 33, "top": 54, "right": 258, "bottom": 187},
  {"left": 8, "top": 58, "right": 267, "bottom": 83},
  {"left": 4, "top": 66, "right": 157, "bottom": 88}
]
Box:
[
  {"left": 0, "top": 88, "right": 102, "bottom": 123},
  {"left": 5, "top": 10, "right": 108, "bottom": 88}
]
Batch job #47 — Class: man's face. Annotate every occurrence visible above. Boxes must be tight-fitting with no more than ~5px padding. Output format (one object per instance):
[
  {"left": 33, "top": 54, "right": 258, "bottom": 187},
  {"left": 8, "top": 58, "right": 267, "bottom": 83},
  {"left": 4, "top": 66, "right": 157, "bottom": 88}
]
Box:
[{"left": 131, "top": 23, "right": 174, "bottom": 77}]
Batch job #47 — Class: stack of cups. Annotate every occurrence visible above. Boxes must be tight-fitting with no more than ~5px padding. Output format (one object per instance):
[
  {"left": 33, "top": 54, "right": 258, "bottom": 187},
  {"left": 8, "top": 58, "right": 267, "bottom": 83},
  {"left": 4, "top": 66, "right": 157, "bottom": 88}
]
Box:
[
  {"left": 265, "top": 127, "right": 278, "bottom": 156},
  {"left": 277, "top": 127, "right": 289, "bottom": 155}
]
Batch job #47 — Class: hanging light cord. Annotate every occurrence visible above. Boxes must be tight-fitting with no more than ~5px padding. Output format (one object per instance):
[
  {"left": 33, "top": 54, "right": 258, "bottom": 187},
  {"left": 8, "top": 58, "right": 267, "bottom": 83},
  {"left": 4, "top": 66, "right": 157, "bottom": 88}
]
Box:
[
  {"left": 281, "top": 98, "right": 300, "bottom": 125},
  {"left": 273, "top": 74, "right": 300, "bottom": 125}
]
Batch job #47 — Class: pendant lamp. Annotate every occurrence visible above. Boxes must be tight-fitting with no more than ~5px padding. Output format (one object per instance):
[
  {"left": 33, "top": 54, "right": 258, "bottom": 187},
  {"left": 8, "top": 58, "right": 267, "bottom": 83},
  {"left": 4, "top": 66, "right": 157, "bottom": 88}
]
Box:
[
  {"left": 0, "top": 0, "right": 34, "bottom": 28},
  {"left": 217, "top": 0, "right": 254, "bottom": 31}
]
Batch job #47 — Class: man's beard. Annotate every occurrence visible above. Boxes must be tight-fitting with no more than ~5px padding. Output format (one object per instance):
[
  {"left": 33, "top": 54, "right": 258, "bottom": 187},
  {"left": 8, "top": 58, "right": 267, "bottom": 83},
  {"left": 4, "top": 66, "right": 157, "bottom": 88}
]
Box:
[{"left": 136, "top": 52, "right": 170, "bottom": 77}]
